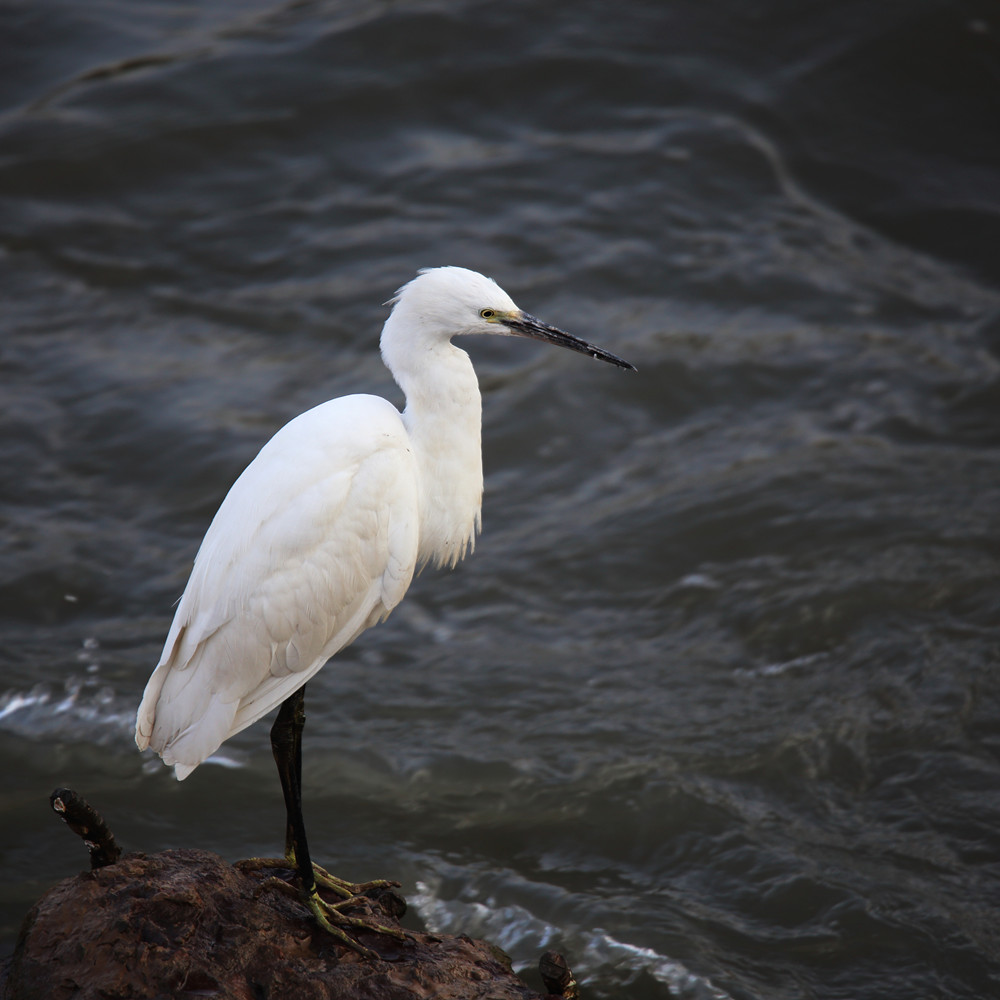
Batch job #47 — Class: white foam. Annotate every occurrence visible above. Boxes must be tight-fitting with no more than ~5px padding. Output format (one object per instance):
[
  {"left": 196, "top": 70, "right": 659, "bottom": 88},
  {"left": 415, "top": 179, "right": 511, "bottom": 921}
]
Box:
[
  {"left": 0, "top": 679, "right": 133, "bottom": 744},
  {"left": 412, "top": 878, "right": 732, "bottom": 999},
  {"left": 413, "top": 880, "right": 559, "bottom": 955},
  {"left": 580, "top": 928, "right": 733, "bottom": 999}
]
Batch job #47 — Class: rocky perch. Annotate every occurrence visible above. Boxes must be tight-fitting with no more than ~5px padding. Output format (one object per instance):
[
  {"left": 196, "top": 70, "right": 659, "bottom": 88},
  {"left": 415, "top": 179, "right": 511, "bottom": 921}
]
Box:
[{"left": 1, "top": 791, "right": 579, "bottom": 1000}]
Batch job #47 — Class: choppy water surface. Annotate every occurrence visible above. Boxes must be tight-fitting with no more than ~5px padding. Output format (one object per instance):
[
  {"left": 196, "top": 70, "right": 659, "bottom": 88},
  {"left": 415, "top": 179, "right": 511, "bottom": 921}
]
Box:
[{"left": 3, "top": 2, "right": 1000, "bottom": 997}]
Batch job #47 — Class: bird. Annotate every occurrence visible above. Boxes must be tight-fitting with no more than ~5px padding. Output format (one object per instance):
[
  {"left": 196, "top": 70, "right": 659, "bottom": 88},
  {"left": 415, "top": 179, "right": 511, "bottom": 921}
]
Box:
[{"left": 135, "top": 265, "right": 635, "bottom": 954}]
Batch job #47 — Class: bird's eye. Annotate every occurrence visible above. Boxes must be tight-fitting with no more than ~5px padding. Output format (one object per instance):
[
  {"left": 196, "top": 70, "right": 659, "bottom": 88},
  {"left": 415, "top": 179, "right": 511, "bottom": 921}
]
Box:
[{"left": 479, "top": 309, "right": 496, "bottom": 320}]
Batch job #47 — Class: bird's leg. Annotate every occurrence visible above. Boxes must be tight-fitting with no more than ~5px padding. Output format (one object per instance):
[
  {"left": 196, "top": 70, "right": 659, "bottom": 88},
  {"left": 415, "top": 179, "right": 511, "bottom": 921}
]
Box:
[
  {"left": 236, "top": 684, "right": 407, "bottom": 956},
  {"left": 272, "top": 683, "right": 314, "bottom": 880}
]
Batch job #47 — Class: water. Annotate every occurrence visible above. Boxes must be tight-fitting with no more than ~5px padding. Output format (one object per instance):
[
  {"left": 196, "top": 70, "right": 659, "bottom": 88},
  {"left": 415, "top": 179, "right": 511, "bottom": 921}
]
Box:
[{"left": 3, "top": 2, "right": 1000, "bottom": 997}]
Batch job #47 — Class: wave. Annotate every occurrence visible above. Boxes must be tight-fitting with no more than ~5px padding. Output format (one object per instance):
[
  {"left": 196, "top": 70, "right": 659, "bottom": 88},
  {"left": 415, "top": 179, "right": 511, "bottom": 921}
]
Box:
[{"left": 412, "top": 876, "right": 732, "bottom": 1000}]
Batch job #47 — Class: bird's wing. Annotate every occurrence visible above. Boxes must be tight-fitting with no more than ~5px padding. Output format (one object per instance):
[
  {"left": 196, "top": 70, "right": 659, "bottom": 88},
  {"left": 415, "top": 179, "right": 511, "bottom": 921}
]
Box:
[{"left": 135, "top": 395, "right": 420, "bottom": 777}]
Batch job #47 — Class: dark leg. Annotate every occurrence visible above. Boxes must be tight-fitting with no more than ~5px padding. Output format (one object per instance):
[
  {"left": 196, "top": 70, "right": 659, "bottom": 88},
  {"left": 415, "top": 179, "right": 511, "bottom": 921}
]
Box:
[
  {"left": 270, "top": 685, "right": 315, "bottom": 895},
  {"left": 247, "top": 683, "right": 406, "bottom": 956}
]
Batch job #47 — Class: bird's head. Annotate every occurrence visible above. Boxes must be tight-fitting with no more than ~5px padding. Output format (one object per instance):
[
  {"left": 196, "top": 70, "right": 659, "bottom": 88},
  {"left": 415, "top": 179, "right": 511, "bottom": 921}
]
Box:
[{"left": 384, "top": 266, "right": 636, "bottom": 371}]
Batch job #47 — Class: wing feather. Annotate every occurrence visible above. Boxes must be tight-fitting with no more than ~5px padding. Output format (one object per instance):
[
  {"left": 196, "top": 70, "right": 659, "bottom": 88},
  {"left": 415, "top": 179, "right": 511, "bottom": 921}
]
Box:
[{"left": 135, "top": 395, "right": 420, "bottom": 778}]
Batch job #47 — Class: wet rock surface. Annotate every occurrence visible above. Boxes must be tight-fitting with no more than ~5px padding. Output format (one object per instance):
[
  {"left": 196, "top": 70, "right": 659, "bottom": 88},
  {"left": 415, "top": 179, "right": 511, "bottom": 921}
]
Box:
[{"left": 2, "top": 848, "right": 550, "bottom": 1000}]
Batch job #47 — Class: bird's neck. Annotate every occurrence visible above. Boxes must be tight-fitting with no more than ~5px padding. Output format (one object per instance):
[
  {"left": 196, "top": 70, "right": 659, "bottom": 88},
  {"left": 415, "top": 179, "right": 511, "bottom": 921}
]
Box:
[{"left": 391, "top": 339, "right": 484, "bottom": 570}]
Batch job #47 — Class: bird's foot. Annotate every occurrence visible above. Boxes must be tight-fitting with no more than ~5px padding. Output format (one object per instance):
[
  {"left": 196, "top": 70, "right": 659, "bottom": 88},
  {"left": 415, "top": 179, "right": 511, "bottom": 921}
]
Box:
[
  {"left": 312, "top": 860, "right": 403, "bottom": 901},
  {"left": 236, "top": 855, "right": 399, "bottom": 897},
  {"left": 235, "top": 856, "right": 409, "bottom": 958},
  {"left": 306, "top": 885, "right": 410, "bottom": 958}
]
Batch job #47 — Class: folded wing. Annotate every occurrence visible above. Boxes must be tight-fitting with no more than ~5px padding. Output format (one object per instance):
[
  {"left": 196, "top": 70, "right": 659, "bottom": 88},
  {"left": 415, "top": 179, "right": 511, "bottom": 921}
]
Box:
[{"left": 135, "top": 394, "right": 420, "bottom": 779}]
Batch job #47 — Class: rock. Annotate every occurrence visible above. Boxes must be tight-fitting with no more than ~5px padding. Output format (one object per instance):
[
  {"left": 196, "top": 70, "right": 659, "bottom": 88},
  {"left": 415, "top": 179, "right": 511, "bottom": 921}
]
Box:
[{"left": 1, "top": 848, "right": 548, "bottom": 1000}]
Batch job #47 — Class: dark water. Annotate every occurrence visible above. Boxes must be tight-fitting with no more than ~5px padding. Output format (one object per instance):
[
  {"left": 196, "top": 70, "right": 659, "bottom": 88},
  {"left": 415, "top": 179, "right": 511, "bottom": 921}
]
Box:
[{"left": 3, "top": 2, "right": 1000, "bottom": 997}]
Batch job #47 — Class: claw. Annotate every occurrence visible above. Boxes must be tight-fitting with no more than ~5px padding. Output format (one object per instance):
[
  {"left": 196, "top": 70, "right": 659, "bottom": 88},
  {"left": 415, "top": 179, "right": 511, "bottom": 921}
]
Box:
[
  {"left": 312, "top": 860, "right": 400, "bottom": 900},
  {"left": 307, "top": 891, "right": 381, "bottom": 959},
  {"left": 309, "top": 887, "right": 410, "bottom": 951},
  {"left": 235, "top": 855, "right": 410, "bottom": 957}
]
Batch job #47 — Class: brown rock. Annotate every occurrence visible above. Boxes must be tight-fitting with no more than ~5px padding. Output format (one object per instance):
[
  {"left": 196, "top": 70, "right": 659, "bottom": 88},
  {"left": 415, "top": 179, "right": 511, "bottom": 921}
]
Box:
[{"left": 2, "top": 848, "right": 545, "bottom": 1000}]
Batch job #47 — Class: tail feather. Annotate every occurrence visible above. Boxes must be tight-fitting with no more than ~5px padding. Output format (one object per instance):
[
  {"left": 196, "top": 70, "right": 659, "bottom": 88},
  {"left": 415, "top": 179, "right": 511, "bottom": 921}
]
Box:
[{"left": 148, "top": 688, "right": 240, "bottom": 780}]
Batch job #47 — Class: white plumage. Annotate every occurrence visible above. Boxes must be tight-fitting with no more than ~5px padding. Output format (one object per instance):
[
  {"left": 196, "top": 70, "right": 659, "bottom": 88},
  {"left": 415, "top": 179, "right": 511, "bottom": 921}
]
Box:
[
  {"left": 136, "top": 266, "right": 633, "bottom": 781},
  {"left": 136, "top": 395, "right": 420, "bottom": 777}
]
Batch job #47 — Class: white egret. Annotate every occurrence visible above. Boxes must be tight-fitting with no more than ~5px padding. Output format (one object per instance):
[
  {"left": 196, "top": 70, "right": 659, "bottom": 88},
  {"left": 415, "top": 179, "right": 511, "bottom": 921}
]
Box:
[{"left": 135, "top": 266, "right": 635, "bottom": 954}]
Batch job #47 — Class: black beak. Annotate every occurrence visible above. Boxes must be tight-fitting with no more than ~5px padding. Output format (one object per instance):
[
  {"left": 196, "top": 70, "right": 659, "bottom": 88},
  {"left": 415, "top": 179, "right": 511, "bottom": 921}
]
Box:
[{"left": 504, "top": 313, "right": 636, "bottom": 372}]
